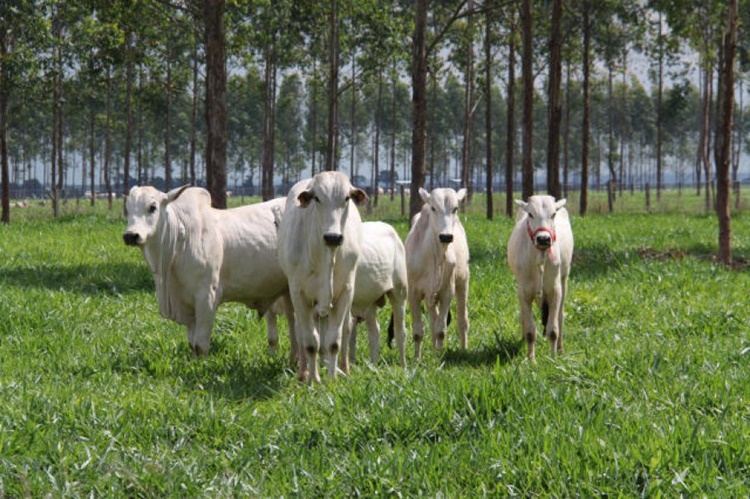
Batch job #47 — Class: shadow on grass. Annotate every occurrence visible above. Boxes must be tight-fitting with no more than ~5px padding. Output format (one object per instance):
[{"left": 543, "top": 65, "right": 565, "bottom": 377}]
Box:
[
  {"left": 1, "top": 261, "right": 153, "bottom": 295},
  {"left": 441, "top": 333, "right": 523, "bottom": 368}
]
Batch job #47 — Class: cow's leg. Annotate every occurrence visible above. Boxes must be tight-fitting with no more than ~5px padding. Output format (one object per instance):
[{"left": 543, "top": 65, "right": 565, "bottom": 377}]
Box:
[
  {"left": 556, "top": 275, "right": 568, "bottom": 355},
  {"left": 191, "top": 290, "right": 218, "bottom": 356},
  {"left": 388, "top": 288, "right": 407, "bottom": 367},
  {"left": 346, "top": 315, "right": 359, "bottom": 365},
  {"left": 431, "top": 289, "right": 452, "bottom": 350},
  {"left": 264, "top": 311, "right": 279, "bottom": 356},
  {"left": 455, "top": 275, "right": 470, "bottom": 350},
  {"left": 324, "top": 289, "right": 353, "bottom": 378},
  {"left": 409, "top": 289, "right": 426, "bottom": 360},
  {"left": 364, "top": 307, "right": 381, "bottom": 364},
  {"left": 518, "top": 291, "right": 537, "bottom": 363},
  {"left": 543, "top": 272, "right": 563, "bottom": 357},
  {"left": 290, "top": 291, "right": 318, "bottom": 383},
  {"left": 281, "top": 294, "right": 299, "bottom": 366}
]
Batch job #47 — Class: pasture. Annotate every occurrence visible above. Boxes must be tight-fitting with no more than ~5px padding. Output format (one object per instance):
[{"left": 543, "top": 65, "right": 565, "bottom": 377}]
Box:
[{"left": 1, "top": 191, "right": 749, "bottom": 496}]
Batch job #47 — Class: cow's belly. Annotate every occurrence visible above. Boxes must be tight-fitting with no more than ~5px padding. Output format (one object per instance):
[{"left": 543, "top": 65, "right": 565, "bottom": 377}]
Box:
[{"left": 219, "top": 267, "right": 287, "bottom": 308}]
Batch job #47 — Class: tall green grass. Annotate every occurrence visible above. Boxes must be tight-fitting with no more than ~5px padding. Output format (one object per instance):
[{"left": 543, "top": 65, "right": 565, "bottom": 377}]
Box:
[{"left": 1, "top": 190, "right": 749, "bottom": 496}]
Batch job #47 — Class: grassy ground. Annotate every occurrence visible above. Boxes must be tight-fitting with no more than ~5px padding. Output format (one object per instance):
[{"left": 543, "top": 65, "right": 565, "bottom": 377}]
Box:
[{"left": 1, "top": 190, "right": 749, "bottom": 496}]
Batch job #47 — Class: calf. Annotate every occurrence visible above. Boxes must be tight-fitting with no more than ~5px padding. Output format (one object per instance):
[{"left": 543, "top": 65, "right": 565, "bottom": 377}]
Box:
[
  {"left": 405, "top": 187, "right": 470, "bottom": 359},
  {"left": 507, "top": 195, "right": 574, "bottom": 362},
  {"left": 123, "top": 185, "right": 295, "bottom": 357},
  {"left": 276, "top": 172, "right": 367, "bottom": 382}
]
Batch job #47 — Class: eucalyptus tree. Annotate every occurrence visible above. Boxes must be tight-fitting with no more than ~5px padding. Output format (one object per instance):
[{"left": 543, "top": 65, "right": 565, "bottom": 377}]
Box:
[
  {"left": 275, "top": 72, "right": 305, "bottom": 185},
  {"left": 1, "top": 0, "right": 49, "bottom": 223}
]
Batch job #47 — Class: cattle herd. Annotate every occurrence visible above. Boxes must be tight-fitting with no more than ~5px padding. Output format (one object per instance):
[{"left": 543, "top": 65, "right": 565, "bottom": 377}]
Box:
[{"left": 124, "top": 171, "right": 574, "bottom": 383}]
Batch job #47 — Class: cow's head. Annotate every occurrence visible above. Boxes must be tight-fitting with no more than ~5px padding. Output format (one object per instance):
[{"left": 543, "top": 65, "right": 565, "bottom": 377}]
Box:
[
  {"left": 123, "top": 185, "right": 190, "bottom": 246},
  {"left": 419, "top": 187, "right": 467, "bottom": 245},
  {"left": 516, "top": 195, "right": 567, "bottom": 250},
  {"left": 297, "top": 171, "right": 367, "bottom": 247}
]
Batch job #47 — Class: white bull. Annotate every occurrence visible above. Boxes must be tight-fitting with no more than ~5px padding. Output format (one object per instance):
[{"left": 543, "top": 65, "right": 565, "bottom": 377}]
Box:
[
  {"left": 277, "top": 172, "right": 367, "bottom": 383},
  {"left": 405, "top": 187, "right": 470, "bottom": 359},
  {"left": 507, "top": 195, "right": 574, "bottom": 362},
  {"left": 123, "top": 185, "right": 295, "bottom": 357}
]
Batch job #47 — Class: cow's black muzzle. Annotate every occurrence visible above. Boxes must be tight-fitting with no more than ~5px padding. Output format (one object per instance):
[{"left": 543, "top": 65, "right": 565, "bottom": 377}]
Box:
[
  {"left": 123, "top": 232, "right": 141, "bottom": 246},
  {"left": 323, "top": 233, "right": 344, "bottom": 246}
]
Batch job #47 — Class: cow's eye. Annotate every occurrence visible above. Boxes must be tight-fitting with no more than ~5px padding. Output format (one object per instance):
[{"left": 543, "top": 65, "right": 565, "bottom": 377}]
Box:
[
  {"left": 528, "top": 213, "right": 534, "bottom": 219},
  {"left": 314, "top": 196, "right": 321, "bottom": 203},
  {"left": 552, "top": 212, "right": 557, "bottom": 219},
  {"left": 148, "top": 204, "right": 157, "bottom": 214},
  {"left": 431, "top": 206, "right": 436, "bottom": 212},
  {"left": 344, "top": 196, "right": 350, "bottom": 204},
  {"left": 452, "top": 207, "right": 458, "bottom": 214}
]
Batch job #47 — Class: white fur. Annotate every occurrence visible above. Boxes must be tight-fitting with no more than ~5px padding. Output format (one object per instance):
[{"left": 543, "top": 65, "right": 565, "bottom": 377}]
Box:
[
  {"left": 405, "top": 187, "right": 470, "bottom": 359},
  {"left": 276, "top": 172, "right": 367, "bottom": 383},
  {"left": 123, "top": 185, "right": 295, "bottom": 357},
  {"left": 507, "top": 195, "right": 574, "bottom": 362}
]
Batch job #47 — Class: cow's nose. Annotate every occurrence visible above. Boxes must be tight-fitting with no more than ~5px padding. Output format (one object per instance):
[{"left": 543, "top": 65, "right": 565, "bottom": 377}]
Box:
[
  {"left": 535, "top": 235, "right": 552, "bottom": 247},
  {"left": 123, "top": 232, "right": 141, "bottom": 246},
  {"left": 439, "top": 234, "right": 453, "bottom": 244},
  {"left": 323, "top": 233, "right": 344, "bottom": 246}
]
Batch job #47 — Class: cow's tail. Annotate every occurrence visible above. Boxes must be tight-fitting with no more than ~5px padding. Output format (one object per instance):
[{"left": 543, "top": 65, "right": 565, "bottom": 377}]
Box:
[{"left": 387, "top": 313, "right": 394, "bottom": 349}]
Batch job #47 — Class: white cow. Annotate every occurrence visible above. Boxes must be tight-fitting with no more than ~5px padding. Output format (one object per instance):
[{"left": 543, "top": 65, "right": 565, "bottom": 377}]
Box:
[
  {"left": 343, "top": 221, "right": 408, "bottom": 368},
  {"left": 405, "top": 187, "right": 470, "bottom": 359},
  {"left": 277, "top": 172, "right": 367, "bottom": 383},
  {"left": 266, "top": 221, "right": 408, "bottom": 369},
  {"left": 507, "top": 195, "right": 574, "bottom": 362},
  {"left": 123, "top": 185, "right": 295, "bottom": 357}
]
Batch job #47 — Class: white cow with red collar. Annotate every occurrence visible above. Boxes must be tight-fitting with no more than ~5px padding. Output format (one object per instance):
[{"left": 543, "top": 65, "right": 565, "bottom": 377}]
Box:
[{"left": 507, "top": 195, "right": 574, "bottom": 362}]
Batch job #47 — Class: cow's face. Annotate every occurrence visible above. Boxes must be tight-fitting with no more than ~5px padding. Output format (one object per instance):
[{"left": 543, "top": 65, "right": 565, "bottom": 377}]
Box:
[
  {"left": 419, "top": 187, "right": 466, "bottom": 245},
  {"left": 298, "top": 171, "right": 367, "bottom": 247},
  {"left": 123, "top": 185, "right": 189, "bottom": 246},
  {"left": 516, "top": 195, "right": 567, "bottom": 250}
]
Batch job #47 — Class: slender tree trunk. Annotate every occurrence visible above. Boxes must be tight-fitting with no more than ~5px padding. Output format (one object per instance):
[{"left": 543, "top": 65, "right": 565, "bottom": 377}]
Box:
[
  {"left": 261, "top": 38, "right": 276, "bottom": 200},
  {"left": 484, "top": 8, "right": 493, "bottom": 220},
  {"left": 715, "top": 0, "right": 738, "bottom": 266},
  {"left": 580, "top": 1, "right": 591, "bottom": 216},
  {"left": 373, "top": 70, "right": 382, "bottom": 207},
  {"left": 190, "top": 35, "right": 199, "bottom": 185},
  {"left": 505, "top": 24, "right": 516, "bottom": 217},
  {"left": 204, "top": 0, "right": 227, "bottom": 209},
  {"left": 0, "top": 26, "right": 9, "bottom": 224},
  {"left": 350, "top": 51, "right": 357, "bottom": 179},
  {"left": 520, "top": 0, "right": 534, "bottom": 200},
  {"left": 461, "top": 0, "right": 474, "bottom": 199},
  {"left": 89, "top": 108, "right": 95, "bottom": 207},
  {"left": 165, "top": 57, "right": 172, "bottom": 191},
  {"left": 104, "top": 71, "right": 113, "bottom": 211},
  {"left": 326, "top": 0, "right": 340, "bottom": 171},
  {"left": 311, "top": 59, "right": 318, "bottom": 178},
  {"left": 546, "top": 0, "right": 563, "bottom": 200},
  {"left": 390, "top": 71, "right": 397, "bottom": 201},
  {"left": 563, "top": 59, "right": 571, "bottom": 198},
  {"left": 123, "top": 32, "right": 133, "bottom": 215},
  {"left": 607, "top": 65, "right": 616, "bottom": 211},
  {"left": 656, "top": 11, "right": 664, "bottom": 202},
  {"left": 732, "top": 74, "right": 743, "bottom": 209},
  {"left": 410, "top": 0, "right": 428, "bottom": 221}
]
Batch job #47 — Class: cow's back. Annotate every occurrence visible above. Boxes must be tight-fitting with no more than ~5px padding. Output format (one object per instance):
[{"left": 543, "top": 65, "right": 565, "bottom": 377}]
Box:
[{"left": 353, "top": 222, "right": 405, "bottom": 310}]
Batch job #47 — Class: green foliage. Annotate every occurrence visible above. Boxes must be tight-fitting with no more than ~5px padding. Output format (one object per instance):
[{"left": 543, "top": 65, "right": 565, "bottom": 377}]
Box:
[{"left": 1, "top": 194, "right": 749, "bottom": 495}]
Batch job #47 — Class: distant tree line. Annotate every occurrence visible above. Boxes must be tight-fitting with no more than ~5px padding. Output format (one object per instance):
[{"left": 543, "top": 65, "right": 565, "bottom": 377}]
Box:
[{"left": 0, "top": 1, "right": 747, "bottom": 261}]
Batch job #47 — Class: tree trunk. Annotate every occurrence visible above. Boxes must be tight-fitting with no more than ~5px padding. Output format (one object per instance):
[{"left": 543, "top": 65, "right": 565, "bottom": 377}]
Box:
[
  {"left": 714, "top": 0, "right": 738, "bottom": 266},
  {"left": 261, "top": 38, "right": 276, "bottom": 200},
  {"left": 409, "top": 0, "right": 428, "bottom": 221},
  {"left": 484, "top": 8, "right": 493, "bottom": 220},
  {"left": 563, "top": 58, "right": 570, "bottom": 198},
  {"left": 123, "top": 33, "right": 133, "bottom": 215},
  {"left": 607, "top": 65, "right": 616, "bottom": 211},
  {"left": 190, "top": 35, "right": 199, "bottom": 186},
  {"left": 461, "top": 0, "right": 474, "bottom": 200},
  {"left": 204, "top": 0, "right": 227, "bottom": 209},
  {"left": 373, "top": 70, "right": 382, "bottom": 207},
  {"left": 165, "top": 57, "right": 173, "bottom": 191},
  {"left": 505, "top": 22, "right": 516, "bottom": 218},
  {"left": 104, "top": 71, "right": 113, "bottom": 211},
  {"left": 580, "top": 1, "right": 591, "bottom": 216},
  {"left": 0, "top": 26, "right": 9, "bottom": 224},
  {"left": 656, "top": 11, "right": 664, "bottom": 202},
  {"left": 350, "top": 51, "right": 357, "bottom": 179},
  {"left": 520, "top": 0, "right": 534, "bottom": 200},
  {"left": 546, "top": 0, "right": 563, "bottom": 200},
  {"left": 326, "top": 0, "right": 340, "bottom": 172}
]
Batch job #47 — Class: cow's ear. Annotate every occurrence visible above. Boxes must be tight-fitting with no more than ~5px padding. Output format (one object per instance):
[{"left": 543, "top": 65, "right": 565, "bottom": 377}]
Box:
[
  {"left": 349, "top": 188, "right": 368, "bottom": 206},
  {"left": 515, "top": 199, "right": 529, "bottom": 212},
  {"left": 298, "top": 190, "right": 314, "bottom": 208},
  {"left": 456, "top": 188, "right": 467, "bottom": 202},
  {"left": 166, "top": 185, "right": 190, "bottom": 204},
  {"left": 555, "top": 198, "right": 567, "bottom": 211},
  {"left": 419, "top": 188, "right": 430, "bottom": 203}
]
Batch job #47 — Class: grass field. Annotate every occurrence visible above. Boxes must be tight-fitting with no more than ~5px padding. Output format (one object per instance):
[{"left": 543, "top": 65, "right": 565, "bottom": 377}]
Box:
[{"left": 1, "top": 190, "right": 749, "bottom": 496}]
